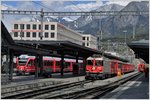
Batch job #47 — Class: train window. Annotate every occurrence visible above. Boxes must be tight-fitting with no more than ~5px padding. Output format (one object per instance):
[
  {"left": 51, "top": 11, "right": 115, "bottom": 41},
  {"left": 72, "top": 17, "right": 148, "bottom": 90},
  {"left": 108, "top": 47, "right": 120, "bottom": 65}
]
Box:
[
  {"left": 87, "top": 60, "right": 93, "bottom": 65},
  {"left": 95, "top": 60, "right": 103, "bottom": 66},
  {"left": 118, "top": 63, "right": 122, "bottom": 69},
  {"left": 27, "top": 60, "right": 34, "bottom": 66},
  {"left": 65, "top": 62, "right": 70, "bottom": 68},
  {"left": 18, "top": 60, "right": 27, "bottom": 66},
  {"left": 43, "top": 61, "right": 47, "bottom": 66},
  {"left": 47, "top": 61, "right": 53, "bottom": 66},
  {"left": 56, "top": 61, "right": 60, "bottom": 66}
]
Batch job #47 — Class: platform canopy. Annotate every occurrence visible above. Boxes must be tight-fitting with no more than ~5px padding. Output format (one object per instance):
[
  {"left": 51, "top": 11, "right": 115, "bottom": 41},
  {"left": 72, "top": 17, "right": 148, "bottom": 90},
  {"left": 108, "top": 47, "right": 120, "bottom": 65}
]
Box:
[
  {"left": 15, "top": 40, "right": 129, "bottom": 62},
  {"left": 127, "top": 40, "right": 149, "bottom": 63}
]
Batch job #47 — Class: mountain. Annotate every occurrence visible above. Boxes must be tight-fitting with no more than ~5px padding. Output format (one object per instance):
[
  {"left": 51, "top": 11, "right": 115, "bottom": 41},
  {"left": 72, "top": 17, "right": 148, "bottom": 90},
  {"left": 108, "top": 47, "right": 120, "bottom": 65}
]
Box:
[
  {"left": 66, "top": 1, "right": 149, "bottom": 41},
  {"left": 70, "top": 4, "right": 124, "bottom": 29},
  {"left": 30, "top": 1, "right": 149, "bottom": 41}
]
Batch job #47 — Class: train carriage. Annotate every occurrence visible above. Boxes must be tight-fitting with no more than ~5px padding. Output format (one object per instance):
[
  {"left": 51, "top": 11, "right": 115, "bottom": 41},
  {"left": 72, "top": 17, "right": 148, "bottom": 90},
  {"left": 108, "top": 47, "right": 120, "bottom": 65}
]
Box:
[{"left": 16, "top": 55, "right": 83, "bottom": 77}]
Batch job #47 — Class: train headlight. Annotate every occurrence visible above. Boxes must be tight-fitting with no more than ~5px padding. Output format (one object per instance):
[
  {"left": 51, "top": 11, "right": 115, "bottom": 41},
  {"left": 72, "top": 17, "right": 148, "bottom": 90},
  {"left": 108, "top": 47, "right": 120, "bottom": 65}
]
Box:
[{"left": 92, "top": 67, "right": 96, "bottom": 70}]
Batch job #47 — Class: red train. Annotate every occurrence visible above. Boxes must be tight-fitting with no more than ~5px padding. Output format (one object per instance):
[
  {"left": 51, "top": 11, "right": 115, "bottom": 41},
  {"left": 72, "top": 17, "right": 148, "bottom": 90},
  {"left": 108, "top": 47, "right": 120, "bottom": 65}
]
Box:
[
  {"left": 85, "top": 57, "right": 134, "bottom": 79},
  {"left": 16, "top": 55, "right": 84, "bottom": 77}
]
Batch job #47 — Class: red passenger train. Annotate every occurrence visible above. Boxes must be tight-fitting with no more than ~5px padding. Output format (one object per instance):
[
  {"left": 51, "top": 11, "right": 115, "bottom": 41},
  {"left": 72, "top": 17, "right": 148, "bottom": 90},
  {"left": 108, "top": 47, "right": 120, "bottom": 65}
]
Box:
[
  {"left": 85, "top": 57, "right": 134, "bottom": 79},
  {"left": 16, "top": 55, "right": 83, "bottom": 76}
]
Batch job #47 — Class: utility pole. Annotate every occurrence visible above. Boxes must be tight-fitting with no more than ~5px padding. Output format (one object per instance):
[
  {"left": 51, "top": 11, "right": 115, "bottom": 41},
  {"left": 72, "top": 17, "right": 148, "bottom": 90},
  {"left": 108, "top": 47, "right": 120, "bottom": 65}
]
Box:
[
  {"left": 133, "top": 16, "right": 136, "bottom": 39},
  {"left": 40, "top": 8, "right": 44, "bottom": 40}
]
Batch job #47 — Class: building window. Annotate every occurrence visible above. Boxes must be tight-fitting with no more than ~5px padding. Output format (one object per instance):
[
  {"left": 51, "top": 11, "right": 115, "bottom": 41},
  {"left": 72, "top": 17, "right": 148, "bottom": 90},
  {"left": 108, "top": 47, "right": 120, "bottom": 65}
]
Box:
[
  {"left": 14, "top": 24, "right": 18, "bottom": 29},
  {"left": 82, "top": 43, "right": 85, "bottom": 46},
  {"left": 45, "top": 25, "right": 49, "bottom": 30},
  {"left": 26, "top": 32, "right": 30, "bottom": 37},
  {"left": 38, "top": 32, "right": 41, "bottom": 37},
  {"left": 32, "top": 32, "right": 36, "bottom": 37},
  {"left": 14, "top": 32, "right": 18, "bottom": 37},
  {"left": 87, "top": 43, "right": 89, "bottom": 46},
  {"left": 20, "top": 24, "right": 24, "bottom": 29},
  {"left": 39, "top": 25, "right": 41, "bottom": 30},
  {"left": 27, "top": 24, "right": 30, "bottom": 29},
  {"left": 45, "top": 32, "right": 49, "bottom": 38},
  {"left": 33, "top": 24, "right": 36, "bottom": 30},
  {"left": 20, "top": 32, "right": 24, "bottom": 37},
  {"left": 82, "top": 37, "right": 85, "bottom": 40},
  {"left": 87, "top": 37, "right": 89, "bottom": 41},
  {"left": 51, "top": 25, "right": 55, "bottom": 30},
  {"left": 51, "top": 32, "right": 55, "bottom": 38}
]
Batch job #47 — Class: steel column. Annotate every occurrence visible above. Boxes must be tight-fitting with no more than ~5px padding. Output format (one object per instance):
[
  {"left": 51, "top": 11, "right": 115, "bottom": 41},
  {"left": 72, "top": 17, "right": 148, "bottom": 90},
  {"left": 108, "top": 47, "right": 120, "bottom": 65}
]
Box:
[
  {"left": 60, "top": 54, "right": 64, "bottom": 76},
  {"left": 9, "top": 51, "right": 14, "bottom": 80}
]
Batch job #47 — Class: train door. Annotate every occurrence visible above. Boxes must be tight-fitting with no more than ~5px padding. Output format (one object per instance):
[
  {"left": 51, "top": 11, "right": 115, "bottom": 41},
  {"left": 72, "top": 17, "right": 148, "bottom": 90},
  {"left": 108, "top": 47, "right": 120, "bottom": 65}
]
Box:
[
  {"left": 42, "top": 60, "right": 52, "bottom": 77},
  {"left": 26, "top": 59, "right": 35, "bottom": 74},
  {"left": 55, "top": 60, "right": 61, "bottom": 72},
  {"left": 64, "top": 61, "right": 71, "bottom": 72},
  {"left": 118, "top": 62, "right": 122, "bottom": 73},
  {"left": 110, "top": 61, "right": 115, "bottom": 74}
]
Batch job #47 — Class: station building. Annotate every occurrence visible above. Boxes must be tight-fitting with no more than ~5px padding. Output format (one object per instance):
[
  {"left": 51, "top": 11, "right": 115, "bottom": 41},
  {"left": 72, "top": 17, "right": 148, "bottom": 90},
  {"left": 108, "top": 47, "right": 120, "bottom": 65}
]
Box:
[{"left": 11, "top": 21, "right": 97, "bottom": 49}]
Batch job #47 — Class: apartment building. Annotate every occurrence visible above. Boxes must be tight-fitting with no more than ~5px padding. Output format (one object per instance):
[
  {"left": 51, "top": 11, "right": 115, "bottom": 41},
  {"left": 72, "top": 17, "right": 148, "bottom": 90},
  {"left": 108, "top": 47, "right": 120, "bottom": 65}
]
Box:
[
  {"left": 82, "top": 34, "right": 97, "bottom": 49},
  {"left": 11, "top": 21, "right": 97, "bottom": 49}
]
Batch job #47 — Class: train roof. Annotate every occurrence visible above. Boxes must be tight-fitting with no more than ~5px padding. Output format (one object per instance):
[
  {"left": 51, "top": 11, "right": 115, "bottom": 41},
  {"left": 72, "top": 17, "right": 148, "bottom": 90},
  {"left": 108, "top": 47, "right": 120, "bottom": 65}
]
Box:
[
  {"left": 18, "top": 55, "right": 83, "bottom": 62},
  {"left": 87, "top": 57, "right": 103, "bottom": 60}
]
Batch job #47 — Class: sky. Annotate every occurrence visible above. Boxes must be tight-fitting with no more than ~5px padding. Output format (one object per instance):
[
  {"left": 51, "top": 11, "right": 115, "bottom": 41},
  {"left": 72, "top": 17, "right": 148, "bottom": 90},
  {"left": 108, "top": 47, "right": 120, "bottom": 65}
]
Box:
[{"left": 1, "top": 0, "right": 147, "bottom": 32}]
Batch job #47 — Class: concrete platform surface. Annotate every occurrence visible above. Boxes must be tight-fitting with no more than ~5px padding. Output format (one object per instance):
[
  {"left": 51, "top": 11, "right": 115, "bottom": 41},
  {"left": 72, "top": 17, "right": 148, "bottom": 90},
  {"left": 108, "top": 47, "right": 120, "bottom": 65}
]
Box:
[{"left": 101, "top": 73, "right": 149, "bottom": 99}]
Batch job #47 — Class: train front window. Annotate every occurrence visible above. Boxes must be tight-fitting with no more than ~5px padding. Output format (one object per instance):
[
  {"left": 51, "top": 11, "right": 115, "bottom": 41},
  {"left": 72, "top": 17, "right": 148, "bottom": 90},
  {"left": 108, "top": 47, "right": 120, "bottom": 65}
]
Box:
[
  {"left": 18, "top": 60, "right": 27, "bottom": 66},
  {"left": 95, "top": 60, "right": 103, "bottom": 66},
  {"left": 87, "top": 60, "right": 93, "bottom": 65}
]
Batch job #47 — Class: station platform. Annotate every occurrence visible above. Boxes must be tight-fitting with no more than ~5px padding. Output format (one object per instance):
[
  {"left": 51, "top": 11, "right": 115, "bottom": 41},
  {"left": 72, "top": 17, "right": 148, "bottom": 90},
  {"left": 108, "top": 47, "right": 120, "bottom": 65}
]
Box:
[
  {"left": 1, "top": 72, "right": 85, "bottom": 94},
  {"left": 101, "top": 73, "right": 149, "bottom": 99}
]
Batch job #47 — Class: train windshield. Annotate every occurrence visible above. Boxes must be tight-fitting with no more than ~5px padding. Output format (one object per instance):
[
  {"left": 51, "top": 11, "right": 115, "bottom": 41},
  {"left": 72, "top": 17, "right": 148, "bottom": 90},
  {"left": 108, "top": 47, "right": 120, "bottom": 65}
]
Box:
[
  {"left": 87, "top": 60, "right": 93, "bottom": 65},
  {"left": 18, "top": 60, "right": 27, "bottom": 66},
  {"left": 95, "top": 60, "right": 103, "bottom": 66}
]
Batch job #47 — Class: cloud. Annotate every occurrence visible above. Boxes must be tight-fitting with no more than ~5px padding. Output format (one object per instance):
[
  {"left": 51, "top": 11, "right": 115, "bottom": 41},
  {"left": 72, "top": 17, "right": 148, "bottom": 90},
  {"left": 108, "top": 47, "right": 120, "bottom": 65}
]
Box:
[
  {"left": 65, "top": 2, "right": 102, "bottom": 11},
  {"left": 1, "top": 4, "right": 17, "bottom": 10}
]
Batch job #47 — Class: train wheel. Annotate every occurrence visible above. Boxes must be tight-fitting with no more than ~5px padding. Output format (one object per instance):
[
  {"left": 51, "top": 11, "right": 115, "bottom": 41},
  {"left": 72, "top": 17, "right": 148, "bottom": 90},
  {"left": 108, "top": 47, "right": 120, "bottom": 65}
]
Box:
[{"left": 101, "top": 75, "right": 105, "bottom": 80}]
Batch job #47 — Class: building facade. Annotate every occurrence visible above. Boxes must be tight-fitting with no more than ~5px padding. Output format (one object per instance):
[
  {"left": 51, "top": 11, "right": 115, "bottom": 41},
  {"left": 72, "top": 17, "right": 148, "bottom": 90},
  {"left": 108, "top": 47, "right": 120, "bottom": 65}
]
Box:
[
  {"left": 11, "top": 21, "right": 97, "bottom": 49},
  {"left": 82, "top": 34, "right": 97, "bottom": 49}
]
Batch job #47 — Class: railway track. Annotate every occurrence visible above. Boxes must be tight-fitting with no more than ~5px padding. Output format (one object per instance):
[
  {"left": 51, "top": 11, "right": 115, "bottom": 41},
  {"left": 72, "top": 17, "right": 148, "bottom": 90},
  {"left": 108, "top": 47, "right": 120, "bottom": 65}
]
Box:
[
  {"left": 45, "top": 72, "right": 140, "bottom": 99},
  {"left": 2, "top": 80, "right": 91, "bottom": 99},
  {"left": 2, "top": 72, "right": 140, "bottom": 99}
]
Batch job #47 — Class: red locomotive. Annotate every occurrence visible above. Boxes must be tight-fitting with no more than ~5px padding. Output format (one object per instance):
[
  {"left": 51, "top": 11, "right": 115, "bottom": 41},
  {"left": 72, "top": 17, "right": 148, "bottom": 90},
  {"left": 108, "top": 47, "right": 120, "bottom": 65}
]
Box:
[
  {"left": 85, "top": 57, "right": 134, "bottom": 79},
  {"left": 16, "top": 55, "right": 83, "bottom": 76}
]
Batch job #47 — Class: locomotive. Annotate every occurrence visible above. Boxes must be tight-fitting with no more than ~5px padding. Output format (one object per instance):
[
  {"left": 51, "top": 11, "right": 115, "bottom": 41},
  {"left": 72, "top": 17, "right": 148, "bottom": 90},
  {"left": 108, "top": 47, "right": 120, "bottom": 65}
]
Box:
[{"left": 85, "top": 57, "right": 134, "bottom": 79}]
